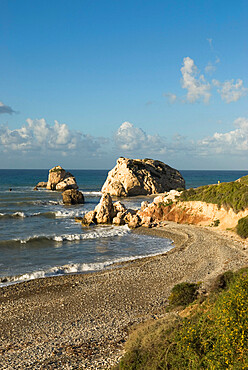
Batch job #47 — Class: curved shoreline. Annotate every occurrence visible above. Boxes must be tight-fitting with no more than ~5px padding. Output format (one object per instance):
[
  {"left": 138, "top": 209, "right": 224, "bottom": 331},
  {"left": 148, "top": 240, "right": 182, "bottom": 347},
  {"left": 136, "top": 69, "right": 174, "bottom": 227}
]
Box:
[{"left": 0, "top": 222, "right": 248, "bottom": 369}]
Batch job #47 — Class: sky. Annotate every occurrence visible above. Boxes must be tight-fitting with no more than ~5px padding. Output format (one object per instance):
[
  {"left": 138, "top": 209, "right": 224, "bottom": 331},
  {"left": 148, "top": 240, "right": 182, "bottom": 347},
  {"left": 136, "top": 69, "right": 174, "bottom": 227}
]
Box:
[{"left": 0, "top": 0, "right": 247, "bottom": 169}]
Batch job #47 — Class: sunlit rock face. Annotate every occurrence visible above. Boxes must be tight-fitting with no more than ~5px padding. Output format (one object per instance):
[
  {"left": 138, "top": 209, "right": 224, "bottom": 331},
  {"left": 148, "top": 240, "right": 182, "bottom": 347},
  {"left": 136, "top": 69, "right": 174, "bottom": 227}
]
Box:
[
  {"left": 46, "top": 166, "right": 78, "bottom": 191},
  {"left": 101, "top": 157, "right": 185, "bottom": 197}
]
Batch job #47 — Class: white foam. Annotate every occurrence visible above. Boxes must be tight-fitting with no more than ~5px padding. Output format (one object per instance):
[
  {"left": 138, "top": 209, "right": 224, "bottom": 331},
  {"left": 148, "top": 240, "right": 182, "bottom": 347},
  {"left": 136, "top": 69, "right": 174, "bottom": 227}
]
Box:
[
  {"left": 0, "top": 241, "right": 174, "bottom": 287},
  {"left": 55, "top": 210, "right": 86, "bottom": 218},
  {"left": 13, "top": 225, "right": 130, "bottom": 244},
  {"left": 82, "top": 191, "right": 102, "bottom": 196},
  {"left": 13, "top": 211, "right": 26, "bottom": 217},
  {"left": 52, "top": 225, "right": 130, "bottom": 242}
]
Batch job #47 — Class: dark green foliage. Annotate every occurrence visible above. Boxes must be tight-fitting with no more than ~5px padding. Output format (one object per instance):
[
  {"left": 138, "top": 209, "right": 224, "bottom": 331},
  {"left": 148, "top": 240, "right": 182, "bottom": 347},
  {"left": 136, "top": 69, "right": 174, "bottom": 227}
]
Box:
[
  {"left": 176, "top": 187, "right": 185, "bottom": 192},
  {"left": 210, "top": 270, "right": 235, "bottom": 292},
  {"left": 168, "top": 282, "right": 199, "bottom": 307},
  {"left": 236, "top": 215, "right": 248, "bottom": 238},
  {"left": 50, "top": 167, "right": 63, "bottom": 173},
  {"left": 116, "top": 268, "right": 248, "bottom": 370},
  {"left": 179, "top": 181, "right": 248, "bottom": 213},
  {"left": 212, "top": 219, "right": 220, "bottom": 227}
]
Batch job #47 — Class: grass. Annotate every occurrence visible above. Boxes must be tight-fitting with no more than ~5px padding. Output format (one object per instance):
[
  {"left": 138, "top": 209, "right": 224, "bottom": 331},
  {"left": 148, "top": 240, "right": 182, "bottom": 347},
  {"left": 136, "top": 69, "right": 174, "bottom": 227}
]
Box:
[
  {"left": 236, "top": 175, "right": 248, "bottom": 185},
  {"left": 179, "top": 180, "right": 248, "bottom": 213},
  {"left": 116, "top": 268, "right": 248, "bottom": 369}
]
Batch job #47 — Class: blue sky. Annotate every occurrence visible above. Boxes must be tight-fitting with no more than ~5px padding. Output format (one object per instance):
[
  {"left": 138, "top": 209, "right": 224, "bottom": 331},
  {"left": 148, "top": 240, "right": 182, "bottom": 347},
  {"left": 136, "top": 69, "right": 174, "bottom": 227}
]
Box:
[{"left": 0, "top": 0, "right": 247, "bottom": 169}]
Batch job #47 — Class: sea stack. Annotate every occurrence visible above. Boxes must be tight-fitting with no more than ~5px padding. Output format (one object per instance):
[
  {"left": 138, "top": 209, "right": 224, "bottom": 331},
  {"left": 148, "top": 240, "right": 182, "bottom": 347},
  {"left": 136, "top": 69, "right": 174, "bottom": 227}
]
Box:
[
  {"left": 46, "top": 166, "right": 78, "bottom": 191},
  {"left": 101, "top": 157, "right": 185, "bottom": 197}
]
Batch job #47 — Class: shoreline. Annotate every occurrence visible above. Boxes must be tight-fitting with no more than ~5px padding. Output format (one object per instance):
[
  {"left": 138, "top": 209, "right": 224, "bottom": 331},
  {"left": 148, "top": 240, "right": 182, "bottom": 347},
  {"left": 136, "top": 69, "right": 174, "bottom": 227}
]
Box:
[{"left": 1, "top": 222, "right": 248, "bottom": 369}]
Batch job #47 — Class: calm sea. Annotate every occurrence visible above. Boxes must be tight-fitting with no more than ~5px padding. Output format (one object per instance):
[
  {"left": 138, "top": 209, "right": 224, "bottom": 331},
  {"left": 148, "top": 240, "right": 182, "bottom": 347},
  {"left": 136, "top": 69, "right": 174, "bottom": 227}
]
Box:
[{"left": 0, "top": 169, "right": 247, "bottom": 286}]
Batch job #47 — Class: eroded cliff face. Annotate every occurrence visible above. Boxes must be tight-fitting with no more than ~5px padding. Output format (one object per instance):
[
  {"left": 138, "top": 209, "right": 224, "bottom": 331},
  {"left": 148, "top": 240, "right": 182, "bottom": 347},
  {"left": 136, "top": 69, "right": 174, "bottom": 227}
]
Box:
[
  {"left": 101, "top": 157, "right": 185, "bottom": 197},
  {"left": 138, "top": 199, "right": 248, "bottom": 230}
]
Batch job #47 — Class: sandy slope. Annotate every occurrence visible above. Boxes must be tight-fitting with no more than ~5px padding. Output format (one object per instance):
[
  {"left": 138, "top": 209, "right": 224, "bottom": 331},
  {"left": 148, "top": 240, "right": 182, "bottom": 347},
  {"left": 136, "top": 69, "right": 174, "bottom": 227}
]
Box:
[{"left": 0, "top": 222, "right": 248, "bottom": 369}]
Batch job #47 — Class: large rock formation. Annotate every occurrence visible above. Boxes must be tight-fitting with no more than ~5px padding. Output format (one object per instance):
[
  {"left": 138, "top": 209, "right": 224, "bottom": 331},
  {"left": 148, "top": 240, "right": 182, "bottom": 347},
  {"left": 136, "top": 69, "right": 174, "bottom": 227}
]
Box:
[
  {"left": 62, "top": 189, "right": 84, "bottom": 205},
  {"left": 46, "top": 166, "right": 78, "bottom": 191},
  {"left": 101, "top": 157, "right": 185, "bottom": 197},
  {"left": 81, "top": 193, "right": 156, "bottom": 229}
]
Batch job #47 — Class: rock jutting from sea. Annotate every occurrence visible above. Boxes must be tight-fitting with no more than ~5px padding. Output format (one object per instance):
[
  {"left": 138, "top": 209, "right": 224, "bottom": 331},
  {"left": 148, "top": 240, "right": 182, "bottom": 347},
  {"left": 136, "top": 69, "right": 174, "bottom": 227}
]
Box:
[
  {"left": 34, "top": 166, "right": 84, "bottom": 204},
  {"left": 34, "top": 165, "right": 79, "bottom": 191},
  {"left": 46, "top": 166, "right": 78, "bottom": 191},
  {"left": 101, "top": 157, "right": 185, "bottom": 197},
  {"left": 62, "top": 189, "right": 84, "bottom": 205}
]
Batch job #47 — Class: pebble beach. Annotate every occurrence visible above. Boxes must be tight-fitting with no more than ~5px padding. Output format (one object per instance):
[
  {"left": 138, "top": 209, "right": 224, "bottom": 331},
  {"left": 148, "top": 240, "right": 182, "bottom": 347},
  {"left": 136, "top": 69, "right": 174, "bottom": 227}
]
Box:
[{"left": 1, "top": 221, "right": 248, "bottom": 369}]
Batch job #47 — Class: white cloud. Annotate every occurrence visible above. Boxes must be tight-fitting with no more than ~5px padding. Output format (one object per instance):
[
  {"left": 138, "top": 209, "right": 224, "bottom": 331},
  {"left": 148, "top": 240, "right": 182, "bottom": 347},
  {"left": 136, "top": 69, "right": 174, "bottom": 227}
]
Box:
[
  {"left": 0, "top": 102, "right": 15, "bottom": 114},
  {"left": 205, "top": 58, "right": 220, "bottom": 74},
  {"left": 199, "top": 117, "right": 248, "bottom": 154},
  {"left": 181, "top": 57, "right": 211, "bottom": 103},
  {"left": 0, "top": 118, "right": 106, "bottom": 155},
  {"left": 163, "top": 93, "right": 177, "bottom": 104},
  {"left": 114, "top": 121, "right": 166, "bottom": 154},
  {"left": 212, "top": 79, "right": 248, "bottom": 103}
]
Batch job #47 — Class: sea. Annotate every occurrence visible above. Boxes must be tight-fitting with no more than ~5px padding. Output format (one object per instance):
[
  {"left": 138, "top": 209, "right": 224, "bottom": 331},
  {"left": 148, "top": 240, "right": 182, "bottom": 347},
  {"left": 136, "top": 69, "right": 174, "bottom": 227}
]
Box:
[{"left": 0, "top": 169, "right": 247, "bottom": 286}]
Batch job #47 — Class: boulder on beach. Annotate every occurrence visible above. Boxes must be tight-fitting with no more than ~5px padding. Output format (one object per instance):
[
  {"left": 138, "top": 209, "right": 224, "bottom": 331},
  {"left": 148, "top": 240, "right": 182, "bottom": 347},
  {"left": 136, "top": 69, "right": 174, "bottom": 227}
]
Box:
[
  {"left": 62, "top": 189, "right": 84, "bottom": 205},
  {"left": 46, "top": 166, "right": 78, "bottom": 191},
  {"left": 101, "top": 157, "right": 185, "bottom": 197}
]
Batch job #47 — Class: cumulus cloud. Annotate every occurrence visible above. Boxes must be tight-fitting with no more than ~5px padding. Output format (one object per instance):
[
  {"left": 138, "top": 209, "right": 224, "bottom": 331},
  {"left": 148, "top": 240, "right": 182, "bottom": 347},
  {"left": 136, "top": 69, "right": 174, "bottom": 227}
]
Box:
[
  {"left": 0, "top": 118, "right": 106, "bottom": 155},
  {"left": 0, "top": 102, "right": 16, "bottom": 114},
  {"left": 180, "top": 57, "right": 211, "bottom": 103},
  {"left": 212, "top": 79, "right": 248, "bottom": 103},
  {"left": 199, "top": 117, "right": 248, "bottom": 154},
  {"left": 114, "top": 121, "right": 166, "bottom": 154}
]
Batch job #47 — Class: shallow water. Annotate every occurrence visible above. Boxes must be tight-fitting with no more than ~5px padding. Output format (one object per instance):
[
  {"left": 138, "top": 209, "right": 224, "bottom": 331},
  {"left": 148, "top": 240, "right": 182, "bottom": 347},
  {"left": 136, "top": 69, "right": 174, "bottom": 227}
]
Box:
[{"left": 0, "top": 169, "right": 247, "bottom": 285}]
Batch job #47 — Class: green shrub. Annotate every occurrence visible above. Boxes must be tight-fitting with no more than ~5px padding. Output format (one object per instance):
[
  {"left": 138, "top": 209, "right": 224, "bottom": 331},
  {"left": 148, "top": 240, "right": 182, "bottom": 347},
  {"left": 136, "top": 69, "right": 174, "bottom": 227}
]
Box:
[
  {"left": 212, "top": 219, "right": 220, "bottom": 227},
  {"left": 237, "top": 216, "right": 248, "bottom": 238},
  {"left": 168, "top": 282, "right": 199, "bottom": 307},
  {"left": 116, "top": 268, "right": 248, "bottom": 370},
  {"left": 210, "top": 270, "right": 235, "bottom": 292},
  {"left": 179, "top": 181, "right": 248, "bottom": 213}
]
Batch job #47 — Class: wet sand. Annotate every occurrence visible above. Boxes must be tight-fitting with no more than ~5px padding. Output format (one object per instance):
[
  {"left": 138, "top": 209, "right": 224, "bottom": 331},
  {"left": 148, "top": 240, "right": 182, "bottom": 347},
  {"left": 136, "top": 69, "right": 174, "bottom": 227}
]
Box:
[{"left": 0, "top": 221, "right": 248, "bottom": 369}]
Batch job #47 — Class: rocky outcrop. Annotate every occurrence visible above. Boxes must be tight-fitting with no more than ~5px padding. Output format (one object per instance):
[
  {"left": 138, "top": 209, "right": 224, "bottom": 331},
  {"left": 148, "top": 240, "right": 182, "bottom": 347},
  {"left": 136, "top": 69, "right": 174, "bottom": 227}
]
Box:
[
  {"left": 46, "top": 166, "right": 78, "bottom": 191},
  {"left": 101, "top": 157, "right": 185, "bottom": 197},
  {"left": 33, "top": 181, "right": 47, "bottom": 190},
  {"left": 81, "top": 193, "right": 156, "bottom": 228},
  {"left": 137, "top": 191, "right": 248, "bottom": 230},
  {"left": 36, "top": 182, "right": 47, "bottom": 188},
  {"left": 62, "top": 189, "right": 84, "bottom": 205}
]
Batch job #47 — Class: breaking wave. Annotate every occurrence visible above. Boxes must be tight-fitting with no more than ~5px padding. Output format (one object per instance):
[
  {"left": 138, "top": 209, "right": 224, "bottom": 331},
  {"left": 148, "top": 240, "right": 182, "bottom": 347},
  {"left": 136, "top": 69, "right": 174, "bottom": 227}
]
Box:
[
  {"left": 1, "top": 225, "right": 130, "bottom": 245},
  {"left": 0, "top": 242, "right": 173, "bottom": 286},
  {"left": 0, "top": 211, "right": 56, "bottom": 219}
]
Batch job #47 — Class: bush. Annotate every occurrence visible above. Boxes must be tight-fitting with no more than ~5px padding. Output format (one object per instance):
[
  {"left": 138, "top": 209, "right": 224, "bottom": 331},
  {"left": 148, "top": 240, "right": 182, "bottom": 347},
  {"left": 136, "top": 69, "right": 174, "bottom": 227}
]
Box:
[
  {"left": 116, "top": 268, "right": 248, "bottom": 369},
  {"left": 237, "top": 215, "right": 248, "bottom": 238},
  {"left": 210, "top": 270, "right": 235, "bottom": 292},
  {"left": 179, "top": 181, "right": 248, "bottom": 213},
  {"left": 168, "top": 282, "right": 199, "bottom": 307}
]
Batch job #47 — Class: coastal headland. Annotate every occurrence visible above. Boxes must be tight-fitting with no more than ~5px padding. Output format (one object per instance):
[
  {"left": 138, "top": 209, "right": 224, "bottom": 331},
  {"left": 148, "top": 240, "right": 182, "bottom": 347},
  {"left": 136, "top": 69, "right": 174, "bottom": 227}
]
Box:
[{"left": 1, "top": 222, "right": 248, "bottom": 369}]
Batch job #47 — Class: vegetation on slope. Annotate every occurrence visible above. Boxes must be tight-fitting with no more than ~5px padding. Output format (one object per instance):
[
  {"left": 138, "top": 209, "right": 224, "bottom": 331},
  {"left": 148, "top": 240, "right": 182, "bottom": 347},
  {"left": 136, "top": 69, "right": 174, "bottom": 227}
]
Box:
[
  {"left": 236, "top": 215, "right": 248, "bottom": 238},
  {"left": 179, "top": 180, "right": 248, "bottom": 213},
  {"left": 116, "top": 268, "right": 248, "bottom": 369}
]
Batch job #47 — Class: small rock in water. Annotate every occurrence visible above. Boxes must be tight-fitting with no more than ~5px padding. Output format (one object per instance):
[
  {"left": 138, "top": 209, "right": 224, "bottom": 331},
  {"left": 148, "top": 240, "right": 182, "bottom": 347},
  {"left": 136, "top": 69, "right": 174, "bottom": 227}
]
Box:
[{"left": 62, "top": 189, "right": 84, "bottom": 205}]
